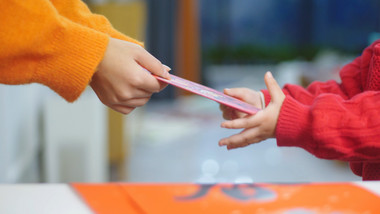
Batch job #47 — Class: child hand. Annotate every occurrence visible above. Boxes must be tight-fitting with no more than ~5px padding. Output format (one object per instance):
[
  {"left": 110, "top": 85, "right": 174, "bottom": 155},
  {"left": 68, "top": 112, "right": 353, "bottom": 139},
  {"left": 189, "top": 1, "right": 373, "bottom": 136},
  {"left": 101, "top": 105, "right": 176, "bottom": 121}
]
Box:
[
  {"left": 90, "top": 38, "right": 170, "bottom": 114},
  {"left": 219, "top": 88, "right": 263, "bottom": 120},
  {"left": 219, "top": 72, "right": 285, "bottom": 150}
]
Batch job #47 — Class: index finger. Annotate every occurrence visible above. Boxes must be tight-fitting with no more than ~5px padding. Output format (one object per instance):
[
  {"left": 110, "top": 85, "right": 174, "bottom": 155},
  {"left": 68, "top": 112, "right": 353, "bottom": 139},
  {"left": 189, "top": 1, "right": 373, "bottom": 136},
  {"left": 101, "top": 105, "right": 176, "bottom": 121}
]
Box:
[
  {"left": 137, "top": 69, "right": 163, "bottom": 93},
  {"left": 135, "top": 48, "right": 171, "bottom": 79},
  {"left": 221, "top": 115, "right": 261, "bottom": 129}
]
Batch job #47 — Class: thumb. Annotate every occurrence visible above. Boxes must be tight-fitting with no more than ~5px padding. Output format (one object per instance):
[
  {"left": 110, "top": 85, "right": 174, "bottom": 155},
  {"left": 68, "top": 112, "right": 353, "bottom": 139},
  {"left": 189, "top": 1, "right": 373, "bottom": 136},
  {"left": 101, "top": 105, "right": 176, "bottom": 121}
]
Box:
[{"left": 264, "top": 71, "right": 284, "bottom": 103}]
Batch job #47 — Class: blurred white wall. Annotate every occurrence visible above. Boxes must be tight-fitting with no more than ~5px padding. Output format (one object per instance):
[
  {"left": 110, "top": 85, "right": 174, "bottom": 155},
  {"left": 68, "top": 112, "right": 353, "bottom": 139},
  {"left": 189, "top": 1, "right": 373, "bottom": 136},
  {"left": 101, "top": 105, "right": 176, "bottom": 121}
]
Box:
[
  {"left": 43, "top": 89, "right": 108, "bottom": 183},
  {"left": 0, "top": 84, "right": 45, "bottom": 183},
  {"left": 0, "top": 84, "right": 108, "bottom": 183}
]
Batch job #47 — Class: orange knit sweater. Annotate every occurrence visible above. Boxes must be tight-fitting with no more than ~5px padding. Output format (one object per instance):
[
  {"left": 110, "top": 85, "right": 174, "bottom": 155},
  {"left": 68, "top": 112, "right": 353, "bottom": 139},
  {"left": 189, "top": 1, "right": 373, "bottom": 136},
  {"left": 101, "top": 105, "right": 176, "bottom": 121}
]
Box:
[{"left": 0, "top": 0, "right": 142, "bottom": 102}]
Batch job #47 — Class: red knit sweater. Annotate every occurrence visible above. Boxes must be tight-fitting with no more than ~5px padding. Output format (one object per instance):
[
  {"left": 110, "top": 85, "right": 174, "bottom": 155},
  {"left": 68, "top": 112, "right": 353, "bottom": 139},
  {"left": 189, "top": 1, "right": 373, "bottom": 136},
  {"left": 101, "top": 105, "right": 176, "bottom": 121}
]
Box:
[{"left": 262, "top": 40, "right": 380, "bottom": 180}]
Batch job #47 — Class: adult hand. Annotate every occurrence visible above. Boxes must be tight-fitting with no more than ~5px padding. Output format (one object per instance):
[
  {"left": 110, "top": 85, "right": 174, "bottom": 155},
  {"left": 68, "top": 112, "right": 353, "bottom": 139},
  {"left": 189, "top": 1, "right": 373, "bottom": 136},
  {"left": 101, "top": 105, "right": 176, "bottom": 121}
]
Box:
[
  {"left": 90, "top": 38, "right": 170, "bottom": 114},
  {"left": 219, "top": 72, "right": 285, "bottom": 149}
]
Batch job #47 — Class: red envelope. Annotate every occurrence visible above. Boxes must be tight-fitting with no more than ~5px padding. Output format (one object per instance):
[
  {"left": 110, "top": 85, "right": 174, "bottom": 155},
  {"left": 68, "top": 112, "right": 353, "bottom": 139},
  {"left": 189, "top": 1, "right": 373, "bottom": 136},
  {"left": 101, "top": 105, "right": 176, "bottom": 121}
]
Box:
[{"left": 155, "top": 74, "right": 260, "bottom": 115}]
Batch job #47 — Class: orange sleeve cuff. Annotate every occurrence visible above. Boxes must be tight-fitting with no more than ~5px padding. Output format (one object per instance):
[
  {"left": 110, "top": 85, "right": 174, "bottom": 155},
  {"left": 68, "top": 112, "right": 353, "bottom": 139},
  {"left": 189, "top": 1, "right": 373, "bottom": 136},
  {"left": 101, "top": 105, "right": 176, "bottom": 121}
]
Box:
[
  {"left": 0, "top": 0, "right": 110, "bottom": 102},
  {"left": 32, "top": 18, "right": 110, "bottom": 102}
]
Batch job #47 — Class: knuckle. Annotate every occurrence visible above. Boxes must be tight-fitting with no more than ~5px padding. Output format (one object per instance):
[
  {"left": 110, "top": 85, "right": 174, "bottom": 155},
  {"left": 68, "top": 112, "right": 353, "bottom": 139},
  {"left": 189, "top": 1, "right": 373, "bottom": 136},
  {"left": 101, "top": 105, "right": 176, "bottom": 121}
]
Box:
[
  {"left": 242, "top": 120, "right": 250, "bottom": 127},
  {"left": 241, "top": 135, "right": 250, "bottom": 144},
  {"left": 132, "top": 47, "right": 145, "bottom": 60},
  {"left": 136, "top": 98, "right": 150, "bottom": 106},
  {"left": 131, "top": 76, "right": 145, "bottom": 87},
  {"left": 115, "top": 91, "right": 133, "bottom": 102},
  {"left": 104, "top": 95, "right": 119, "bottom": 106}
]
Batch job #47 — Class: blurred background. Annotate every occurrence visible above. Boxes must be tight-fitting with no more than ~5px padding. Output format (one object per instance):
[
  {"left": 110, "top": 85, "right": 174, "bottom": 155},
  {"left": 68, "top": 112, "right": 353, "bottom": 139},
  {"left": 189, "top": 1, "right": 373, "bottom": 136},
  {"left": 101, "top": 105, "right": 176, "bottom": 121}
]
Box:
[{"left": 2, "top": 0, "right": 380, "bottom": 183}]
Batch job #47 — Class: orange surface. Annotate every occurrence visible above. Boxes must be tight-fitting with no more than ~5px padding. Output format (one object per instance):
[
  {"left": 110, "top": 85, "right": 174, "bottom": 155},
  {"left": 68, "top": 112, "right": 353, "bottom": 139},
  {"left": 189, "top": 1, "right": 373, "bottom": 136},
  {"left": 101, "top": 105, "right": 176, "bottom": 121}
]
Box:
[{"left": 72, "top": 183, "right": 380, "bottom": 213}]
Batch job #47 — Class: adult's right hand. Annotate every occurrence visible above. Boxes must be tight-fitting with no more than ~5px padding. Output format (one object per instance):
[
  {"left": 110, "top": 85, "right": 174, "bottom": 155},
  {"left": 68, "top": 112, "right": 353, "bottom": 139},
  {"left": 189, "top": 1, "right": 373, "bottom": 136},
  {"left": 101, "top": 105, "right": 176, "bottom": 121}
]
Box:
[{"left": 90, "top": 38, "right": 170, "bottom": 114}]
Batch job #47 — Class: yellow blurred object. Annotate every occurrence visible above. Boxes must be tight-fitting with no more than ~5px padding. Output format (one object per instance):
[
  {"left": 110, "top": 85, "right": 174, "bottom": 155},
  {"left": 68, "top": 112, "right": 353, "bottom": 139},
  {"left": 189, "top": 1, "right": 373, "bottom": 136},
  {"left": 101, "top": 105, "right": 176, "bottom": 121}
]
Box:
[
  {"left": 89, "top": 1, "right": 147, "bottom": 40},
  {"left": 106, "top": 108, "right": 127, "bottom": 180},
  {"left": 88, "top": 0, "right": 147, "bottom": 181}
]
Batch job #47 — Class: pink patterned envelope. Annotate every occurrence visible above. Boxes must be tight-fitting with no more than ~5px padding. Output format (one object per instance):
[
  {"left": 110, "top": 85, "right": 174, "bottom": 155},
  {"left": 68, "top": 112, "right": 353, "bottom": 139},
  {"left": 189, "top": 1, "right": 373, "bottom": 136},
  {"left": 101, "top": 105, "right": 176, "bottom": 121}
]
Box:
[{"left": 154, "top": 74, "right": 259, "bottom": 115}]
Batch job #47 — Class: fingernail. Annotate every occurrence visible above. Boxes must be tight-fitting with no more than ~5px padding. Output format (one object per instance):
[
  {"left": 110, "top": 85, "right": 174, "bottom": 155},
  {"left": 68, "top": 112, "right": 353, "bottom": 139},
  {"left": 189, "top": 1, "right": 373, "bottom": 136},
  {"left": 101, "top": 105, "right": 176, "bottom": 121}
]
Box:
[
  {"left": 162, "top": 68, "right": 171, "bottom": 79},
  {"left": 266, "top": 71, "right": 273, "bottom": 78},
  {"left": 163, "top": 64, "right": 172, "bottom": 72}
]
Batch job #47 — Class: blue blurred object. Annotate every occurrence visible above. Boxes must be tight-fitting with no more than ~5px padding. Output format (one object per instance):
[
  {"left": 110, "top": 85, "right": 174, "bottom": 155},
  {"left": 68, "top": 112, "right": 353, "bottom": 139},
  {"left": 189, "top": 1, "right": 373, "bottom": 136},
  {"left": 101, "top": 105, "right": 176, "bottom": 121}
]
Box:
[{"left": 200, "top": 0, "right": 380, "bottom": 63}]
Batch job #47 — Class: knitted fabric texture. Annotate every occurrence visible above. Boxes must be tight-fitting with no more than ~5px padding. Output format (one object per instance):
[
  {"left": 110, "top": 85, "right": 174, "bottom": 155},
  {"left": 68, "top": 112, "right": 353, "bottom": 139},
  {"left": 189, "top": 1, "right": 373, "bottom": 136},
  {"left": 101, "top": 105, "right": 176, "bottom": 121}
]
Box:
[
  {"left": 262, "top": 41, "right": 380, "bottom": 180},
  {"left": 0, "top": 0, "right": 142, "bottom": 102}
]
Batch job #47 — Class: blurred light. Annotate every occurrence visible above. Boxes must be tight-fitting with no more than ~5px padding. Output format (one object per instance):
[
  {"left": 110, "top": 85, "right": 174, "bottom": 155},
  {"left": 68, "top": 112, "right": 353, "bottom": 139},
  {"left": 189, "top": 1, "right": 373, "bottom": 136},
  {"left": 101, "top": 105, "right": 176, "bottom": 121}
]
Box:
[{"left": 201, "top": 159, "right": 220, "bottom": 176}]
